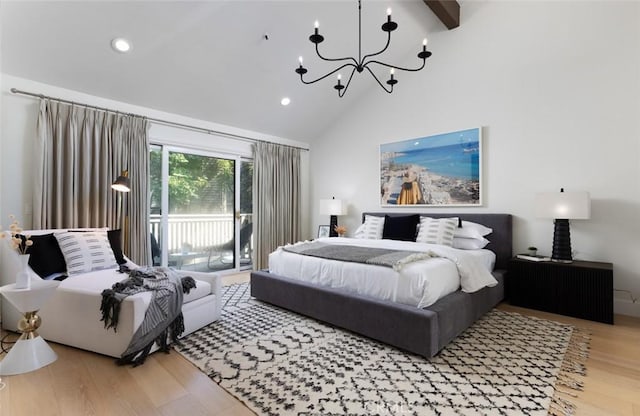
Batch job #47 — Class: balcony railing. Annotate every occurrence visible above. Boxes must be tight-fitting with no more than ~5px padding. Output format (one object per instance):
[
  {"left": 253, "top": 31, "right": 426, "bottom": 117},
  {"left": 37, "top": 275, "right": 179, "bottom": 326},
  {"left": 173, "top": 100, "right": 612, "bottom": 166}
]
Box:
[{"left": 150, "top": 213, "right": 252, "bottom": 256}]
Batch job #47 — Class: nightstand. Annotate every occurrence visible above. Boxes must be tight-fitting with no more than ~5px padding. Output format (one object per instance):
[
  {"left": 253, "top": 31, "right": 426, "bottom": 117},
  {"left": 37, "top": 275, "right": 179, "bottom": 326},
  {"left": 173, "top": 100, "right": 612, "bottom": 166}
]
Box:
[{"left": 507, "top": 258, "right": 613, "bottom": 324}]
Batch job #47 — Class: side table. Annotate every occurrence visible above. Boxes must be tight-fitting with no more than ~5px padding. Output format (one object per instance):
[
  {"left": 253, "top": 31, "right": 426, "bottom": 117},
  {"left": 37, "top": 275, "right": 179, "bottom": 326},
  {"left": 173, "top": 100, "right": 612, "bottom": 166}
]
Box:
[
  {"left": 0, "top": 280, "right": 60, "bottom": 375},
  {"left": 507, "top": 258, "right": 613, "bottom": 324}
]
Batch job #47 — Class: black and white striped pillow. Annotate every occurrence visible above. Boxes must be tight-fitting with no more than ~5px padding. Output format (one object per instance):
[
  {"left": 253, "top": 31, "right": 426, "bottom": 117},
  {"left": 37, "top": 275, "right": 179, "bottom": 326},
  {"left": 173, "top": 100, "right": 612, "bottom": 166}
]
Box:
[
  {"left": 416, "top": 217, "right": 457, "bottom": 246},
  {"left": 354, "top": 215, "right": 385, "bottom": 239},
  {"left": 54, "top": 231, "right": 118, "bottom": 275}
]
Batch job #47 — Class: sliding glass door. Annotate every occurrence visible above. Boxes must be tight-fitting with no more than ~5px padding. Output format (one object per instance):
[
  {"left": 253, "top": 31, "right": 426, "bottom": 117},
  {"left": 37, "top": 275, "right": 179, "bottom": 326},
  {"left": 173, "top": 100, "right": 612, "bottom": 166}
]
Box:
[{"left": 149, "top": 145, "right": 253, "bottom": 272}]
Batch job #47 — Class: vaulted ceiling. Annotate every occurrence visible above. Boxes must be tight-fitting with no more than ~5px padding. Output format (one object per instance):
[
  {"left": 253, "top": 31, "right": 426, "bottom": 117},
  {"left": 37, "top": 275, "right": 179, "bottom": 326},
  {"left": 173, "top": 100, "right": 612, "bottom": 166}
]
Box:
[{"left": 1, "top": 1, "right": 457, "bottom": 142}]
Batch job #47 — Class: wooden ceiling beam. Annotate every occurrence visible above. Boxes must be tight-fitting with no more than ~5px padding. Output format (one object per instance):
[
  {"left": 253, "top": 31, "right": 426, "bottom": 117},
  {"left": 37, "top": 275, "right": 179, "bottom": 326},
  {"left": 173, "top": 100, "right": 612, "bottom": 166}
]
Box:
[{"left": 424, "top": 0, "right": 460, "bottom": 30}]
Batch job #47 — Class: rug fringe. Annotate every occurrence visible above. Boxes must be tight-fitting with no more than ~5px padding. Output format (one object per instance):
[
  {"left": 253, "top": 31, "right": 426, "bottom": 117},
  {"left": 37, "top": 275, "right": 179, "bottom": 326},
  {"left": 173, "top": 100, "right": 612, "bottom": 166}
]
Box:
[
  {"left": 548, "top": 327, "right": 591, "bottom": 416},
  {"left": 549, "top": 395, "right": 577, "bottom": 416}
]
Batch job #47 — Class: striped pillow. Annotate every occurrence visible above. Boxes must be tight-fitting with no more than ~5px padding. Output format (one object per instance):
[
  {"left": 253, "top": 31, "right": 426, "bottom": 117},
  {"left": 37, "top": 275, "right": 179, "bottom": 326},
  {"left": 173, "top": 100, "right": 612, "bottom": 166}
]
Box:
[
  {"left": 54, "top": 231, "right": 118, "bottom": 275},
  {"left": 416, "top": 217, "right": 457, "bottom": 246},
  {"left": 354, "top": 215, "right": 385, "bottom": 239}
]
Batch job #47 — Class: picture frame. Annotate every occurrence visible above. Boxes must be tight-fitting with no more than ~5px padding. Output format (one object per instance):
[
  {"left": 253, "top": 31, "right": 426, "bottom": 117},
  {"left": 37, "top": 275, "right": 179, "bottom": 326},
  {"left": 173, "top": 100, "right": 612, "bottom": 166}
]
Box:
[
  {"left": 380, "top": 127, "right": 482, "bottom": 207},
  {"left": 317, "top": 225, "right": 330, "bottom": 238}
]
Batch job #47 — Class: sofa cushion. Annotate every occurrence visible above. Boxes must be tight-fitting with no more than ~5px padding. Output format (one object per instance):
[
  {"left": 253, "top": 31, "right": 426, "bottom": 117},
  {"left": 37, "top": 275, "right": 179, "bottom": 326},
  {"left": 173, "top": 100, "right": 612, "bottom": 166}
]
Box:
[
  {"left": 107, "top": 229, "right": 127, "bottom": 265},
  {"left": 59, "top": 269, "right": 212, "bottom": 305},
  {"left": 69, "top": 228, "right": 126, "bottom": 265},
  {"left": 18, "top": 233, "right": 68, "bottom": 279},
  {"left": 55, "top": 231, "right": 118, "bottom": 275}
]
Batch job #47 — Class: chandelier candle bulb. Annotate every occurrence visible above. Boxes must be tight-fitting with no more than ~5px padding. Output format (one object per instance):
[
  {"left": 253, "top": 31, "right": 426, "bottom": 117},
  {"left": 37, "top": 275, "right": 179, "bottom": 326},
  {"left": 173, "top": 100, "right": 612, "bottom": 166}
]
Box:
[
  {"left": 387, "top": 67, "right": 398, "bottom": 86},
  {"left": 314, "top": 20, "right": 319, "bottom": 34},
  {"left": 334, "top": 73, "right": 345, "bottom": 91},
  {"left": 387, "top": 8, "right": 392, "bottom": 22}
]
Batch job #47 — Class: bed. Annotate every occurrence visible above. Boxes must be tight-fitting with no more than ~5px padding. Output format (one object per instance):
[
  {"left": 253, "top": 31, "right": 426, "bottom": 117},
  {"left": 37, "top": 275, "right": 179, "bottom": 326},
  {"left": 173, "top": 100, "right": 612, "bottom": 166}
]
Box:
[{"left": 251, "top": 212, "right": 512, "bottom": 358}]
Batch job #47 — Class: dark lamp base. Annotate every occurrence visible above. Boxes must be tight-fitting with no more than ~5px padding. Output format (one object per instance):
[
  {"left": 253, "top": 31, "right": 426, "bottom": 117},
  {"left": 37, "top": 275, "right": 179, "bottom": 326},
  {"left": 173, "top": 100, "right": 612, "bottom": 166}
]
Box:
[
  {"left": 329, "top": 215, "right": 338, "bottom": 237},
  {"left": 551, "top": 219, "right": 573, "bottom": 262}
]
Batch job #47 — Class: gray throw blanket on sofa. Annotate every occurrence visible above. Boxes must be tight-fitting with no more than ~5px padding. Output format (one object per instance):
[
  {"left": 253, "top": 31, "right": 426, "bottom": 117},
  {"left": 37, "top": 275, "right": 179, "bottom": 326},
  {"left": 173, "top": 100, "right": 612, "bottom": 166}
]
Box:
[
  {"left": 283, "top": 241, "right": 433, "bottom": 271},
  {"left": 100, "top": 267, "right": 196, "bottom": 366}
]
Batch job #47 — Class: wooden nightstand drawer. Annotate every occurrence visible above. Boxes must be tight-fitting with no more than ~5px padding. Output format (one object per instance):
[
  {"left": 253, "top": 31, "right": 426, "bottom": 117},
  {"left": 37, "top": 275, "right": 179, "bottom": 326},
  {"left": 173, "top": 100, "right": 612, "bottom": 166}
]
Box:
[{"left": 507, "top": 258, "right": 613, "bottom": 324}]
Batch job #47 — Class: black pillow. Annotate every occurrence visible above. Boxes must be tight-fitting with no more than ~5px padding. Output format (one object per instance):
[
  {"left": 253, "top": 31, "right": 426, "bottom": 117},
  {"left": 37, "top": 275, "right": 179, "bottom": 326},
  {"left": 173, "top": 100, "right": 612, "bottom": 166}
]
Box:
[
  {"left": 107, "top": 229, "right": 127, "bottom": 265},
  {"left": 382, "top": 214, "right": 420, "bottom": 242},
  {"left": 18, "top": 233, "right": 67, "bottom": 278}
]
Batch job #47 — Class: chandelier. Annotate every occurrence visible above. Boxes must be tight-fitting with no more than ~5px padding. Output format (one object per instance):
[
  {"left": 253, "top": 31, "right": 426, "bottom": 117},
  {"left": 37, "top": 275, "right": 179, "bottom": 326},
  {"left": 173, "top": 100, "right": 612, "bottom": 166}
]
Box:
[{"left": 295, "top": 0, "right": 432, "bottom": 97}]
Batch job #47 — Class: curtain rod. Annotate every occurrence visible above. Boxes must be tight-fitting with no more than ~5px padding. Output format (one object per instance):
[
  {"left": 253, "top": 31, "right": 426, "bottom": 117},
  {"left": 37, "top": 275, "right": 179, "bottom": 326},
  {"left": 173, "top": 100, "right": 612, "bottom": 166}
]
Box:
[{"left": 10, "top": 87, "right": 309, "bottom": 152}]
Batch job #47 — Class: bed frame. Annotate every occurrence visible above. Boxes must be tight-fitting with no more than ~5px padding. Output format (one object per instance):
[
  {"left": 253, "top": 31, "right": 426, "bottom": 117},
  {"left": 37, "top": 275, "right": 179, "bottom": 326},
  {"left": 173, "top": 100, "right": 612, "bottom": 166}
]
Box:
[{"left": 250, "top": 213, "right": 512, "bottom": 358}]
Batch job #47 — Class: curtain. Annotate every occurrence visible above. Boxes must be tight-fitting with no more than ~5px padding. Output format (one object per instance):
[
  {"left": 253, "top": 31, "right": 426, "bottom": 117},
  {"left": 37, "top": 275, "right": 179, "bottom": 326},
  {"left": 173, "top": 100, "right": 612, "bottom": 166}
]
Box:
[
  {"left": 252, "top": 141, "right": 301, "bottom": 269},
  {"left": 34, "top": 99, "right": 151, "bottom": 265}
]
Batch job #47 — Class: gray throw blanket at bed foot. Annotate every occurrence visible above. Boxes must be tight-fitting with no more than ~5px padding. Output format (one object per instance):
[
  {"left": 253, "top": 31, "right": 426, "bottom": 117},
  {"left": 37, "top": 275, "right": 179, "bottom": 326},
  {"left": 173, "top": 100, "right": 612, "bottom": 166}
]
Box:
[
  {"left": 100, "top": 267, "right": 196, "bottom": 366},
  {"left": 283, "top": 241, "right": 433, "bottom": 271}
]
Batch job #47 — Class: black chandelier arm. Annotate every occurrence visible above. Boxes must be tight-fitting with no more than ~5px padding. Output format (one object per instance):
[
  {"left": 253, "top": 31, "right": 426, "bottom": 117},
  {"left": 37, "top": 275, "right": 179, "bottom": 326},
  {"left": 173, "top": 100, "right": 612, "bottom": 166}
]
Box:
[
  {"left": 360, "top": 31, "right": 392, "bottom": 65},
  {"left": 298, "top": 63, "right": 357, "bottom": 85},
  {"left": 314, "top": 43, "right": 359, "bottom": 66},
  {"left": 363, "top": 58, "right": 427, "bottom": 73},
  {"left": 364, "top": 66, "right": 393, "bottom": 94},
  {"left": 337, "top": 67, "right": 358, "bottom": 98}
]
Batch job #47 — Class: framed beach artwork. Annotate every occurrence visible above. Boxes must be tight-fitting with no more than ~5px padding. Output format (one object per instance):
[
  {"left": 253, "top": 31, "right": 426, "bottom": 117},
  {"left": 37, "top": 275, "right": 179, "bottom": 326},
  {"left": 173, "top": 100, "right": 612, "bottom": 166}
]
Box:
[{"left": 380, "top": 127, "right": 482, "bottom": 206}]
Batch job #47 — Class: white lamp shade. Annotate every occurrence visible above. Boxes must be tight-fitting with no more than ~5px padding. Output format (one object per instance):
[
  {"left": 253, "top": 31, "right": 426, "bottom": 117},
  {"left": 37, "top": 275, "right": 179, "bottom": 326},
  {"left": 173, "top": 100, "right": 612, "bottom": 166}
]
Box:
[
  {"left": 319, "top": 198, "right": 346, "bottom": 216},
  {"left": 535, "top": 191, "right": 591, "bottom": 219}
]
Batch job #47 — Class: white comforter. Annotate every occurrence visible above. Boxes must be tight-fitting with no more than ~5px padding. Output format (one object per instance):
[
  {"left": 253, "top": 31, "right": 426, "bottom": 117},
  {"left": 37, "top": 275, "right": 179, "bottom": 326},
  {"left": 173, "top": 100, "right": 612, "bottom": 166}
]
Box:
[{"left": 269, "top": 237, "right": 497, "bottom": 308}]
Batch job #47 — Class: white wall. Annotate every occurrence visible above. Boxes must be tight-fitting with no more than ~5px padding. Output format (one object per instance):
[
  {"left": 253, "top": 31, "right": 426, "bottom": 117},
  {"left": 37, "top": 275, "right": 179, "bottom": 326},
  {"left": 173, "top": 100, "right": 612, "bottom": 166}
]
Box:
[
  {"left": 309, "top": 1, "right": 640, "bottom": 316},
  {"left": 0, "top": 74, "right": 312, "bottom": 238}
]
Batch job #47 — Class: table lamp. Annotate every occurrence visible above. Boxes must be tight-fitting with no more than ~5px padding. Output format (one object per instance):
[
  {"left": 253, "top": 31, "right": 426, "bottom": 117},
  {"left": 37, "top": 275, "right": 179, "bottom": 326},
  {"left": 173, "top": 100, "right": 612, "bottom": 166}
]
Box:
[
  {"left": 319, "top": 197, "right": 346, "bottom": 237},
  {"left": 535, "top": 188, "right": 591, "bottom": 263}
]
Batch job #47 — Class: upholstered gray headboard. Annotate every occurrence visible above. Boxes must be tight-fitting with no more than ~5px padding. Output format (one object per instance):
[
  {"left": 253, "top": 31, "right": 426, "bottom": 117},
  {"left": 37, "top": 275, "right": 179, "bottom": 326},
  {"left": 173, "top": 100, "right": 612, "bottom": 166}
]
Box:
[{"left": 362, "top": 212, "right": 513, "bottom": 270}]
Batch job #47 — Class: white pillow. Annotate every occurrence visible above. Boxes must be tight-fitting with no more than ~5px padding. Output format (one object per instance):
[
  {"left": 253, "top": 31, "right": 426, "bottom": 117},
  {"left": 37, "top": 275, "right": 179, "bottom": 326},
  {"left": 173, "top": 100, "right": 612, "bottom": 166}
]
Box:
[
  {"left": 416, "top": 217, "right": 457, "bottom": 246},
  {"left": 454, "top": 220, "right": 493, "bottom": 240},
  {"left": 354, "top": 215, "right": 385, "bottom": 239},
  {"left": 452, "top": 237, "right": 490, "bottom": 250},
  {"left": 54, "top": 231, "right": 118, "bottom": 275}
]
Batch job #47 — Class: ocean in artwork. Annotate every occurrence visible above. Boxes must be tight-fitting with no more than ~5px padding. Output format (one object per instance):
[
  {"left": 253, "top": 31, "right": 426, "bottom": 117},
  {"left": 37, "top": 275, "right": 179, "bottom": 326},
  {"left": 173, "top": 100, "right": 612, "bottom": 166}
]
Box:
[
  {"left": 391, "top": 143, "right": 480, "bottom": 181},
  {"left": 380, "top": 128, "right": 481, "bottom": 206}
]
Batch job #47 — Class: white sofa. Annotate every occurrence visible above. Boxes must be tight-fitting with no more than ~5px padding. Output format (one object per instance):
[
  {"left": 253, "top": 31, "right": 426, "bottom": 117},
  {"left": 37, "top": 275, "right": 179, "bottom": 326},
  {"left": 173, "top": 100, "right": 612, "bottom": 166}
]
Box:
[{"left": 0, "top": 229, "right": 222, "bottom": 358}]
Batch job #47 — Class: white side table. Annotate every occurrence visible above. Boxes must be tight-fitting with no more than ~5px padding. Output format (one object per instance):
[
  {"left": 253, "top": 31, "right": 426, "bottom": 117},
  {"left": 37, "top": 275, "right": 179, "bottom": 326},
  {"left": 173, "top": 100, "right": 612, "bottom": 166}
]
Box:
[{"left": 0, "top": 280, "right": 60, "bottom": 375}]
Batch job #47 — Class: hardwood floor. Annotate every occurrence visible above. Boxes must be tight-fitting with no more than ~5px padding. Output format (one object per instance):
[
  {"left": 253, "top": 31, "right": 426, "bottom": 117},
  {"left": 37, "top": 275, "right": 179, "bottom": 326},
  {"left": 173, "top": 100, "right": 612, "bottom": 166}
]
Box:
[{"left": 1, "top": 272, "right": 639, "bottom": 415}]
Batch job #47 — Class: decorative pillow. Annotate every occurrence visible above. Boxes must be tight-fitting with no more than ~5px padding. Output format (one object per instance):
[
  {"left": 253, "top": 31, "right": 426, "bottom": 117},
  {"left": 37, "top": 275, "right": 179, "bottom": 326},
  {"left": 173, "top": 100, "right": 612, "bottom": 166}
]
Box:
[
  {"left": 454, "top": 221, "right": 493, "bottom": 239},
  {"left": 54, "top": 231, "right": 118, "bottom": 275},
  {"left": 452, "top": 237, "right": 490, "bottom": 250},
  {"left": 70, "top": 228, "right": 126, "bottom": 265},
  {"left": 416, "top": 217, "right": 457, "bottom": 246},
  {"left": 17, "top": 233, "right": 68, "bottom": 279},
  {"left": 107, "top": 229, "right": 127, "bottom": 265},
  {"left": 354, "top": 215, "right": 385, "bottom": 239},
  {"left": 382, "top": 214, "right": 420, "bottom": 241}
]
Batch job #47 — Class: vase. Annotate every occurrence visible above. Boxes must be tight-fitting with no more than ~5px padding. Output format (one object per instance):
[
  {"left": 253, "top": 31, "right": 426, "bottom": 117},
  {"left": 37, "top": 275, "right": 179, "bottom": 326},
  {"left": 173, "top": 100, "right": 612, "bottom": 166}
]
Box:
[{"left": 15, "top": 254, "right": 31, "bottom": 290}]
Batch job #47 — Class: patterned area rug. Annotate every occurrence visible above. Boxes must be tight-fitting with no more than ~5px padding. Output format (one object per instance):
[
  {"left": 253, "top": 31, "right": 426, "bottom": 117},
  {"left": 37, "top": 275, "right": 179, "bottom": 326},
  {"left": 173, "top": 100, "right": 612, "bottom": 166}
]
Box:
[{"left": 176, "top": 283, "right": 589, "bottom": 416}]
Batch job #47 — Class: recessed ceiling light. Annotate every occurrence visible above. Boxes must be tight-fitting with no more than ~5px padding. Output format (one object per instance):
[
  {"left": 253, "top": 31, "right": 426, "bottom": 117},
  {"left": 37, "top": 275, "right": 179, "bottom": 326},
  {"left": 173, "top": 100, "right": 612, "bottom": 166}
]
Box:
[
  {"left": 111, "top": 38, "right": 131, "bottom": 53},
  {"left": 281, "top": 97, "right": 291, "bottom": 106}
]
